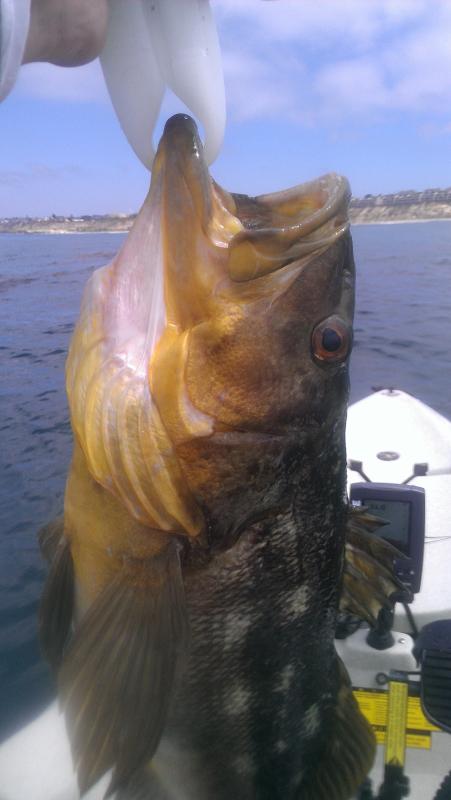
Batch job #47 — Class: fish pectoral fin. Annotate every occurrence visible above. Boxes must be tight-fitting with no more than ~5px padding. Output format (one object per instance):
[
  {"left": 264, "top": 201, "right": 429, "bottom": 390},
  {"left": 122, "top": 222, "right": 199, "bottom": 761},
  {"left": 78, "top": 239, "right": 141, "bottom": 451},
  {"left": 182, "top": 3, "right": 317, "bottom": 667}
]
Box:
[
  {"left": 39, "top": 532, "right": 75, "bottom": 671},
  {"left": 341, "top": 508, "right": 411, "bottom": 625},
  {"left": 59, "top": 540, "right": 189, "bottom": 799},
  {"left": 37, "top": 515, "right": 65, "bottom": 563},
  {"left": 298, "top": 658, "right": 375, "bottom": 800}
]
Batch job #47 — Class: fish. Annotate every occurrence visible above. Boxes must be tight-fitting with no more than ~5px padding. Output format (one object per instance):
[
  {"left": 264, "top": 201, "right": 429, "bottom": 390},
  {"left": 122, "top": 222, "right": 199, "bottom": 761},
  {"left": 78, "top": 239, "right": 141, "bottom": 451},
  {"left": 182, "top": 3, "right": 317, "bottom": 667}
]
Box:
[{"left": 38, "top": 113, "right": 403, "bottom": 800}]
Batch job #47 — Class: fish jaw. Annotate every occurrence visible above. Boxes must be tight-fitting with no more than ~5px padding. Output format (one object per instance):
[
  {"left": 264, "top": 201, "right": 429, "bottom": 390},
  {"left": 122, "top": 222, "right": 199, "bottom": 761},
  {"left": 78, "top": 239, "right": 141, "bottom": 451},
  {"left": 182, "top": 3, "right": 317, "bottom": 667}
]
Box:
[{"left": 152, "top": 113, "right": 244, "bottom": 330}]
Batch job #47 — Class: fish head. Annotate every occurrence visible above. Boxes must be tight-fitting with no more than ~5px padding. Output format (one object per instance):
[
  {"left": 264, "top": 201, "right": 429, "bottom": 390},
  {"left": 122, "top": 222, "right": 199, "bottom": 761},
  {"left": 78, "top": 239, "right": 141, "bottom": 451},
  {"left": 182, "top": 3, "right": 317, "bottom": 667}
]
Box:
[
  {"left": 152, "top": 114, "right": 354, "bottom": 438},
  {"left": 66, "top": 113, "right": 354, "bottom": 541},
  {"left": 150, "top": 114, "right": 355, "bottom": 540}
]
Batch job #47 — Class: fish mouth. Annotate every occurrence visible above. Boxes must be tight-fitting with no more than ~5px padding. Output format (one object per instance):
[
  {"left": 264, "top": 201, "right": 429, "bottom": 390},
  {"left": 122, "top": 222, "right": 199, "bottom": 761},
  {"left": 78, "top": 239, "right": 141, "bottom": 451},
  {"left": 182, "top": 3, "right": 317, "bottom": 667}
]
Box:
[{"left": 154, "top": 113, "right": 350, "bottom": 301}]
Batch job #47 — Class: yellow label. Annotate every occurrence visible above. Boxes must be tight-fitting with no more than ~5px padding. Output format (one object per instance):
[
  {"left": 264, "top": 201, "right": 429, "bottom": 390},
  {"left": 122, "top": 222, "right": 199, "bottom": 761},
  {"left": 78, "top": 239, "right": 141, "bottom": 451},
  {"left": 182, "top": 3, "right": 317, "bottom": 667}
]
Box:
[
  {"left": 406, "top": 733, "right": 432, "bottom": 750},
  {"left": 374, "top": 730, "right": 431, "bottom": 749},
  {"left": 385, "top": 681, "right": 408, "bottom": 766},
  {"left": 375, "top": 729, "right": 386, "bottom": 745},
  {"left": 407, "top": 696, "right": 440, "bottom": 732},
  {"left": 353, "top": 687, "right": 441, "bottom": 752},
  {"left": 354, "top": 689, "right": 388, "bottom": 727}
]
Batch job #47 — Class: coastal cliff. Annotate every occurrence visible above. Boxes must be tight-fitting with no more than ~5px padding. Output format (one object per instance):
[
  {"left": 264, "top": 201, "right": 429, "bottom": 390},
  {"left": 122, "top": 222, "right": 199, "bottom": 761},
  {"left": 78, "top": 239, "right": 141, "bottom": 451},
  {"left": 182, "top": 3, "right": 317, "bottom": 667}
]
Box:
[
  {"left": 350, "top": 188, "right": 451, "bottom": 224},
  {"left": 0, "top": 213, "right": 136, "bottom": 234},
  {"left": 2, "top": 188, "right": 451, "bottom": 232}
]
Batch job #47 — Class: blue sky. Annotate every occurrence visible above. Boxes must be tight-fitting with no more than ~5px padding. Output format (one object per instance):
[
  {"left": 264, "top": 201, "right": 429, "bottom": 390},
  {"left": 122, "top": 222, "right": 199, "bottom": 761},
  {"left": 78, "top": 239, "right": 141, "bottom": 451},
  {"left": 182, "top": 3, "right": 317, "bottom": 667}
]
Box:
[{"left": 2, "top": 0, "right": 451, "bottom": 217}]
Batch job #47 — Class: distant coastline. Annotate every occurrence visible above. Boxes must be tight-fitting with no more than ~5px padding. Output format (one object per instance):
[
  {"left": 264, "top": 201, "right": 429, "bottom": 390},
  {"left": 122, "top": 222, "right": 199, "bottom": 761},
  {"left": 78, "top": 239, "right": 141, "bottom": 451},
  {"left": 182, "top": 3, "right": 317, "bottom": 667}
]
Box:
[
  {"left": 3, "top": 188, "right": 451, "bottom": 233},
  {"left": 0, "top": 213, "right": 136, "bottom": 235},
  {"left": 350, "top": 187, "right": 451, "bottom": 225}
]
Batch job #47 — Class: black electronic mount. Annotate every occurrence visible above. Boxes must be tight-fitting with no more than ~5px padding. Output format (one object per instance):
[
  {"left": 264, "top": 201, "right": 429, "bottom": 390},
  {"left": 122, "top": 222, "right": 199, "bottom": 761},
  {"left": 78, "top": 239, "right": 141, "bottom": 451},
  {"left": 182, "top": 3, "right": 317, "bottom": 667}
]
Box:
[
  {"left": 349, "top": 482, "right": 425, "bottom": 595},
  {"left": 342, "top": 469, "right": 426, "bottom": 651},
  {"left": 346, "top": 464, "right": 451, "bottom": 800}
]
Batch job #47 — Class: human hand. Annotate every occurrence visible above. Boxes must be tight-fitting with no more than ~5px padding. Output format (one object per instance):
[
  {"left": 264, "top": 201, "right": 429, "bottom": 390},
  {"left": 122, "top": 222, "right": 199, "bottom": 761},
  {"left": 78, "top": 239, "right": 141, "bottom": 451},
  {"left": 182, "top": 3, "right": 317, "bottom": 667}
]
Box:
[
  {"left": 23, "top": 0, "right": 109, "bottom": 67},
  {"left": 1, "top": 0, "right": 227, "bottom": 166},
  {"left": 100, "top": 0, "right": 225, "bottom": 169},
  {"left": 0, "top": 0, "right": 108, "bottom": 101}
]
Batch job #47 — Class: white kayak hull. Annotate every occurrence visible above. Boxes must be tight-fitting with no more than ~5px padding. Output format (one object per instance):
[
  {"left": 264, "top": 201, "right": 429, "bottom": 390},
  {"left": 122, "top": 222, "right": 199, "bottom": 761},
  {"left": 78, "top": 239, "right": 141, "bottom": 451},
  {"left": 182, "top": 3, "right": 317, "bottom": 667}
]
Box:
[
  {"left": 344, "top": 388, "right": 451, "bottom": 800},
  {"left": 347, "top": 388, "right": 451, "bottom": 631}
]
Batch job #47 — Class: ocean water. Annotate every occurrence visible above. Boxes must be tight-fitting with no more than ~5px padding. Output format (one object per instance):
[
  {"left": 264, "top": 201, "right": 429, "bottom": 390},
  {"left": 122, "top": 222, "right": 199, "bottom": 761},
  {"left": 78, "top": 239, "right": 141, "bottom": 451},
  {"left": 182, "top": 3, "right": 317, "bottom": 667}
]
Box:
[{"left": 0, "top": 222, "right": 450, "bottom": 743}]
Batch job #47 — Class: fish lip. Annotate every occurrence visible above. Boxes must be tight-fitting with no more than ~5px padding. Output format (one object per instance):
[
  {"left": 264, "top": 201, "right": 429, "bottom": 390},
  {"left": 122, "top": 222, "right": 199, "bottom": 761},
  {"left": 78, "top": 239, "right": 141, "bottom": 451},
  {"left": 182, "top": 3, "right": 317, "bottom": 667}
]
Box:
[
  {"left": 161, "top": 113, "right": 203, "bottom": 154},
  {"left": 233, "top": 173, "right": 349, "bottom": 232},
  {"left": 227, "top": 173, "right": 351, "bottom": 282},
  {"left": 156, "top": 114, "right": 206, "bottom": 182},
  {"left": 156, "top": 112, "right": 350, "bottom": 253},
  {"left": 154, "top": 114, "right": 351, "bottom": 299},
  {"left": 155, "top": 113, "right": 214, "bottom": 240},
  {"left": 156, "top": 114, "right": 350, "bottom": 244}
]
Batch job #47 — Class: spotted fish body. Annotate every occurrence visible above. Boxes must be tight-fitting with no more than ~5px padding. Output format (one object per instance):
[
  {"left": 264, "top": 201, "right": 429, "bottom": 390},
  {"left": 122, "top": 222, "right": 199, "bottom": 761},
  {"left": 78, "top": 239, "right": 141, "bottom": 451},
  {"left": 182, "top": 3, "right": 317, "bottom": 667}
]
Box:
[
  {"left": 39, "top": 115, "right": 382, "bottom": 800},
  {"left": 158, "top": 501, "right": 347, "bottom": 800},
  {"left": 149, "top": 351, "right": 362, "bottom": 800}
]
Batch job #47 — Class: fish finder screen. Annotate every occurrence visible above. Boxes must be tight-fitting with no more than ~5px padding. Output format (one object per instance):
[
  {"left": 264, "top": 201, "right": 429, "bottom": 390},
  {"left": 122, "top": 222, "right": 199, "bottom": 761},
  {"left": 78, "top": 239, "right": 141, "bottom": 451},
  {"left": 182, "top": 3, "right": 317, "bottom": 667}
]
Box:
[{"left": 362, "top": 499, "right": 411, "bottom": 549}]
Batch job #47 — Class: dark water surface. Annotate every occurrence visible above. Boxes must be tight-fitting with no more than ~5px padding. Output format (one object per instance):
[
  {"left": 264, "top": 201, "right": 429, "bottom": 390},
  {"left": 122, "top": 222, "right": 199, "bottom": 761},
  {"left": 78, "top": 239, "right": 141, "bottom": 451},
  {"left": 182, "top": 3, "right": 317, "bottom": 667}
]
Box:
[{"left": 0, "top": 223, "right": 450, "bottom": 741}]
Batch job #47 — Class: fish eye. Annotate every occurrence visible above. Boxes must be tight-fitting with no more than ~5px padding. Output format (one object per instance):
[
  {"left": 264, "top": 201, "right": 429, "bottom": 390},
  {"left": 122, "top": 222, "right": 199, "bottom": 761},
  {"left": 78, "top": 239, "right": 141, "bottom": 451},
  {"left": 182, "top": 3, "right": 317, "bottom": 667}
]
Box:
[{"left": 311, "top": 316, "right": 351, "bottom": 364}]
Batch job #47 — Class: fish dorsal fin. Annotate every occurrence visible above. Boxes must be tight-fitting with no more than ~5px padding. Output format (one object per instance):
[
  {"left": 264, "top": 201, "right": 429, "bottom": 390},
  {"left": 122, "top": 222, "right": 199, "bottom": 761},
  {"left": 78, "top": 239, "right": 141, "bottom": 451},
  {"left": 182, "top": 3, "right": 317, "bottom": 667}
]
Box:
[
  {"left": 58, "top": 539, "right": 188, "bottom": 797},
  {"left": 341, "top": 508, "right": 410, "bottom": 624}
]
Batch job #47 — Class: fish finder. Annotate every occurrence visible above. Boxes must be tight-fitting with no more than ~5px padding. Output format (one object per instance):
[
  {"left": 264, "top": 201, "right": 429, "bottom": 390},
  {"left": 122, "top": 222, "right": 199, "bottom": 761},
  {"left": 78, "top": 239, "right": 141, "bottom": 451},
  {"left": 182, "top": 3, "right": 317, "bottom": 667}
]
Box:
[{"left": 350, "top": 483, "right": 425, "bottom": 594}]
